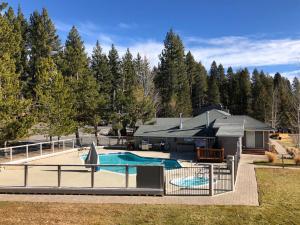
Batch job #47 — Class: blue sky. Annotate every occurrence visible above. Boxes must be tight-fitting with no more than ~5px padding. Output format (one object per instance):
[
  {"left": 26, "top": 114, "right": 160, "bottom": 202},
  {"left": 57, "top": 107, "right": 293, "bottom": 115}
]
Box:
[{"left": 7, "top": 0, "right": 300, "bottom": 79}]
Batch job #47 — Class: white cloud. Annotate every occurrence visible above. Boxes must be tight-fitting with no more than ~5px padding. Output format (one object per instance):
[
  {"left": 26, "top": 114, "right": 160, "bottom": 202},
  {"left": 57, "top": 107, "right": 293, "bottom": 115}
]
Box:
[
  {"left": 54, "top": 20, "right": 300, "bottom": 70},
  {"left": 187, "top": 36, "right": 300, "bottom": 68},
  {"left": 280, "top": 70, "right": 300, "bottom": 80}
]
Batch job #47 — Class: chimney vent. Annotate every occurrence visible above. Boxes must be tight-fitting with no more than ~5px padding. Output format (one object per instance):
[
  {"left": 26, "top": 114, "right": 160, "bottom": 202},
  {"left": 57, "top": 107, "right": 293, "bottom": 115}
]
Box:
[
  {"left": 179, "top": 113, "right": 183, "bottom": 129},
  {"left": 206, "top": 111, "right": 210, "bottom": 127}
]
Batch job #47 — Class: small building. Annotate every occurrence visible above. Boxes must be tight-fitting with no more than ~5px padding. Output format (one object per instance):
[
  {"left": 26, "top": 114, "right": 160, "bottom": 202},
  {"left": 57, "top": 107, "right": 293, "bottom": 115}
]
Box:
[{"left": 134, "top": 109, "right": 273, "bottom": 160}]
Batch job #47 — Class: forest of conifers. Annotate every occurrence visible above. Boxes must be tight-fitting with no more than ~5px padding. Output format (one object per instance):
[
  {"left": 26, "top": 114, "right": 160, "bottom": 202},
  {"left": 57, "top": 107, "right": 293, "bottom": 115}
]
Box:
[{"left": 0, "top": 2, "right": 299, "bottom": 146}]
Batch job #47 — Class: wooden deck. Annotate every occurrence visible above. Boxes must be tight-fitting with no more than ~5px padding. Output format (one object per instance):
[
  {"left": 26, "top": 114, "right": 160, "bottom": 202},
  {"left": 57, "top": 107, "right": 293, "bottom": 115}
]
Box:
[{"left": 196, "top": 148, "right": 224, "bottom": 163}]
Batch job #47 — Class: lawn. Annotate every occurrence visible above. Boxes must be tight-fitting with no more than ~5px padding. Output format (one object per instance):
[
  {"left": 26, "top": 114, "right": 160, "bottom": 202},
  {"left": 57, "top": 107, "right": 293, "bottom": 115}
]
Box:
[{"left": 0, "top": 169, "right": 299, "bottom": 225}]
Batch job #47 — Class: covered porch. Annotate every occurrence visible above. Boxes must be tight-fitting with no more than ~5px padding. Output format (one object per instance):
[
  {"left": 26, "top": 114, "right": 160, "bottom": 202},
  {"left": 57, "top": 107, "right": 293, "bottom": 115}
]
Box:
[{"left": 242, "top": 130, "right": 270, "bottom": 153}]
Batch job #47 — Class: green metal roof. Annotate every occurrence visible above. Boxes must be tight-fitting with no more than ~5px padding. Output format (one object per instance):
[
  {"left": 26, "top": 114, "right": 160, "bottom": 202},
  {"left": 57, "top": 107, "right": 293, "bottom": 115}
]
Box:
[
  {"left": 134, "top": 109, "right": 228, "bottom": 138},
  {"left": 134, "top": 109, "right": 273, "bottom": 138},
  {"left": 215, "top": 124, "right": 244, "bottom": 137}
]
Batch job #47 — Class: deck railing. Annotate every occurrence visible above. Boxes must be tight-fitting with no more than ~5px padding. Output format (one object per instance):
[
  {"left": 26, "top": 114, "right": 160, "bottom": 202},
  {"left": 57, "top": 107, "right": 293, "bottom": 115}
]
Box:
[
  {"left": 0, "top": 136, "right": 130, "bottom": 163},
  {"left": 196, "top": 148, "right": 224, "bottom": 163},
  {"left": 0, "top": 139, "right": 76, "bottom": 163},
  {"left": 0, "top": 163, "right": 164, "bottom": 195}
]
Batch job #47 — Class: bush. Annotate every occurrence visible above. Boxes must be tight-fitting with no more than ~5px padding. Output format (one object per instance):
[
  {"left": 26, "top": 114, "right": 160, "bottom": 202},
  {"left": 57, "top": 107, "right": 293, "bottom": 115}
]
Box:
[
  {"left": 265, "top": 151, "right": 277, "bottom": 163},
  {"left": 294, "top": 155, "right": 300, "bottom": 165}
]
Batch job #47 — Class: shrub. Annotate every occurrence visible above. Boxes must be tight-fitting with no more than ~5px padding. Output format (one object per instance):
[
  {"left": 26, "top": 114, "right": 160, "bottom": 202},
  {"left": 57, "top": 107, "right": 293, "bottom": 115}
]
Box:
[
  {"left": 294, "top": 155, "right": 300, "bottom": 165},
  {"left": 265, "top": 151, "right": 277, "bottom": 163}
]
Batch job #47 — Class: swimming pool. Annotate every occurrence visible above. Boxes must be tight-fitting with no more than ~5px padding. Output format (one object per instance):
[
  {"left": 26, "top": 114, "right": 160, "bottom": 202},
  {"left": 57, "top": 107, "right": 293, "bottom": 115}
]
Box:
[
  {"left": 81, "top": 152, "right": 181, "bottom": 174},
  {"left": 170, "top": 176, "right": 211, "bottom": 188}
]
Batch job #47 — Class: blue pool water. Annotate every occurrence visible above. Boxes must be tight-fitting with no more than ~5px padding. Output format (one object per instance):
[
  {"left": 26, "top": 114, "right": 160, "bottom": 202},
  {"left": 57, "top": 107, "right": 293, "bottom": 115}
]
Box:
[
  {"left": 170, "top": 176, "right": 210, "bottom": 188},
  {"left": 82, "top": 152, "right": 181, "bottom": 174}
]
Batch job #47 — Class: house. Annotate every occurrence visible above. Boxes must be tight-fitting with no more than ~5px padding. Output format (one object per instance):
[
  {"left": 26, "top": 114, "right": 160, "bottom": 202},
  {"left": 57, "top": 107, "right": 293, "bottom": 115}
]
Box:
[{"left": 134, "top": 108, "right": 273, "bottom": 159}]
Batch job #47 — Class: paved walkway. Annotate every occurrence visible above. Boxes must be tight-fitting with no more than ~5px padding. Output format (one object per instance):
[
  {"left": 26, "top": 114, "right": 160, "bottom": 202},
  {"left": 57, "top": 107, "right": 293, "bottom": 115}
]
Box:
[
  {"left": 269, "top": 139, "right": 287, "bottom": 154},
  {"left": 0, "top": 152, "right": 259, "bottom": 206}
]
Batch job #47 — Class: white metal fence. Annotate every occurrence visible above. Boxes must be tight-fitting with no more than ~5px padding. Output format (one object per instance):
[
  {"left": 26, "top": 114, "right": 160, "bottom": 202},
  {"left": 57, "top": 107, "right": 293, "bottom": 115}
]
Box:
[{"left": 0, "top": 136, "right": 129, "bottom": 163}]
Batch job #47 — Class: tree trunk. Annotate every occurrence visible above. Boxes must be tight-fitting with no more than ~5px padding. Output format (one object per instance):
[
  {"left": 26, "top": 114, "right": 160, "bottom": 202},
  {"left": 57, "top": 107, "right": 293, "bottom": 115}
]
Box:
[
  {"left": 117, "top": 129, "right": 121, "bottom": 145},
  {"left": 75, "top": 127, "right": 81, "bottom": 146},
  {"left": 94, "top": 124, "right": 99, "bottom": 146}
]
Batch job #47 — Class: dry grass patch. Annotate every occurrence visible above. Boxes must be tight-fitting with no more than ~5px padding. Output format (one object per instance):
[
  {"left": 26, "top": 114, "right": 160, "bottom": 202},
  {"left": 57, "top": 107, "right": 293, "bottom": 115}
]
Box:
[{"left": 265, "top": 151, "right": 277, "bottom": 163}]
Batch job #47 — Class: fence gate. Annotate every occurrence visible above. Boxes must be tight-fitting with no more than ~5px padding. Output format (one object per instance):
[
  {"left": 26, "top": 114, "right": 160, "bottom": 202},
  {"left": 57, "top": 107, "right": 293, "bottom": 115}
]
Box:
[
  {"left": 164, "top": 163, "right": 234, "bottom": 196},
  {"left": 164, "top": 165, "right": 211, "bottom": 196}
]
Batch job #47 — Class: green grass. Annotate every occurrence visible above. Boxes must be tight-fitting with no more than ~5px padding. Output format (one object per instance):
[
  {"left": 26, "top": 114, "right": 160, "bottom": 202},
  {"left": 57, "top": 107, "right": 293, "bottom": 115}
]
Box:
[{"left": 0, "top": 169, "right": 299, "bottom": 225}]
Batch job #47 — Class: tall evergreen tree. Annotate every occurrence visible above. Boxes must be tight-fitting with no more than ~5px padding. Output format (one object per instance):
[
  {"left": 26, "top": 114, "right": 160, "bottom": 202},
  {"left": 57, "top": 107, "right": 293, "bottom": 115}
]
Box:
[
  {"left": 27, "top": 8, "right": 60, "bottom": 95},
  {"left": 237, "top": 68, "right": 252, "bottom": 114},
  {"left": 0, "top": 9, "right": 32, "bottom": 146},
  {"left": 108, "top": 44, "right": 122, "bottom": 112},
  {"left": 155, "top": 29, "right": 192, "bottom": 116},
  {"left": 34, "top": 57, "right": 76, "bottom": 140},
  {"left": 217, "top": 64, "right": 228, "bottom": 106},
  {"left": 91, "top": 41, "right": 112, "bottom": 95},
  {"left": 61, "top": 26, "right": 90, "bottom": 144},
  {"left": 90, "top": 40, "right": 112, "bottom": 122},
  {"left": 185, "top": 51, "right": 197, "bottom": 98},
  {"left": 61, "top": 26, "right": 88, "bottom": 79},
  {"left": 207, "top": 61, "right": 220, "bottom": 104},
  {"left": 134, "top": 54, "right": 154, "bottom": 97}
]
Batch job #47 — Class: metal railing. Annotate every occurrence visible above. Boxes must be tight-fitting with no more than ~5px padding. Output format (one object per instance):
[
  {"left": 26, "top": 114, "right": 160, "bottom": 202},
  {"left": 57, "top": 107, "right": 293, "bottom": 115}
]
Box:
[
  {"left": 0, "top": 139, "right": 76, "bottom": 163},
  {"left": 0, "top": 163, "right": 164, "bottom": 195},
  {"left": 164, "top": 158, "right": 235, "bottom": 196},
  {"left": 0, "top": 136, "right": 131, "bottom": 163}
]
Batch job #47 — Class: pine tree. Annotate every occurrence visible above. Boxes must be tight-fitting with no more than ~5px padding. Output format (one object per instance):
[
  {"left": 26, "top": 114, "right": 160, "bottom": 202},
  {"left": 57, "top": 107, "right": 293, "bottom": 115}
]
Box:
[
  {"left": 90, "top": 40, "right": 112, "bottom": 122},
  {"left": 251, "top": 68, "right": 263, "bottom": 119},
  {"left": 193, "top": 62, "right": 208, "bottom": 112},
  {"left": 108, "top": 44, "right": 122, "bottom": 112},
  {"left": 207, "top": 61, "right": 220, "bottom": 104},
  {"left": 237, "top": 68, "right": 252, "bottom": 114},
  {"left": 61, "top": 26, "right": 88, "bottom": 79},
  {"left": 0, "top": 10, "right": 32, "bottom": 146},
  {"left": 155, "top": 29, "right": 192, "bottom": 116},
  {"left": 61, "top": 26, "right": 90, "bottom": 144},
  {"left": 34, "top": 57, "right": 76, "bottom": 139},
  {"left": 91, "top": 41, "right": 112, "bottom": 95},
  {"left": 27, "top": 8, "right": 61, "bottom": 93},
  {"left": 74, "top": 74, "right": 106, "bottom": 145},
  {"left": 218, "top": 64, "right": 228, "bottom": 106},
  {"left": 185, "top": 51, "right": 197, "bottom": 97},
  {"left": 116, "top": 49, "right": 138, "bottom": 131}
]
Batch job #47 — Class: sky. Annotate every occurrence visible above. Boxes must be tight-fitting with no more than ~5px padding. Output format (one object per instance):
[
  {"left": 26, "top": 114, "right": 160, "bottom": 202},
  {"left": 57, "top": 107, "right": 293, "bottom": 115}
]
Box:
[{"left": 7, "top": 0, "right": 300, "bottom": 80}]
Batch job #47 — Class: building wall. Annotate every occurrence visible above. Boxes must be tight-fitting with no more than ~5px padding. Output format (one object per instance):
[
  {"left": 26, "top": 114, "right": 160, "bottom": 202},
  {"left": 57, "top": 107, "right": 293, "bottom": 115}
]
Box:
[
  {"left": 242, "top": 131, "right": 270, "bottom": 150},
  {"left": 217, "top": 136, "right": 240, "bottom": 157},
  {"left": 134, "top": 136, "right": 196, "bottom": 152}
]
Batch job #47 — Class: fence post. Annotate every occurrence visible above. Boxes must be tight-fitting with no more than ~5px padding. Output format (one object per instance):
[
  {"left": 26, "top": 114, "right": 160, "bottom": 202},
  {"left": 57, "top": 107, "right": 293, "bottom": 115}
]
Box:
[
  {"left": 52, "top": 141, "right": 54, "bottom": 153},
  {"left": 125, "top": 165, "right": 129, "bottom": 188},
  {"left": 58, "top": 165, "right": 61, "bottom": 187},
  {"left": 62, "top": 140, "right": 65, "bottom": 151},
  {"left": 24, "top": 165, "right": 28, "bottom": 187},
  {"left": 10, "top": 147, "right": 12, "bottom": 161},
  {"left": 91, "top": 166, "right": 95, "bottom": 188},
  {"left": 72, "top": 139, "right": 75, "bottom": 149},
  {"left": 25, "top": 145, "right": 29, "bottom": 158},
  {"left": 227, "top": 155, "right": 235, "bottom": 191},
  {"left": 209, "top": 164, "right": 214, "bottom": 196},
  {"left": 40, "top": 143, "right": 43, "bottom": 156}
]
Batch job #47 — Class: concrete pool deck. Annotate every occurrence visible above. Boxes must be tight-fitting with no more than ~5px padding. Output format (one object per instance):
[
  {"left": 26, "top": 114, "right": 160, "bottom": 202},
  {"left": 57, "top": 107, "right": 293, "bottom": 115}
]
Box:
[{"left": 0, "top": 150, "right": 260, "bottom": 206}]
